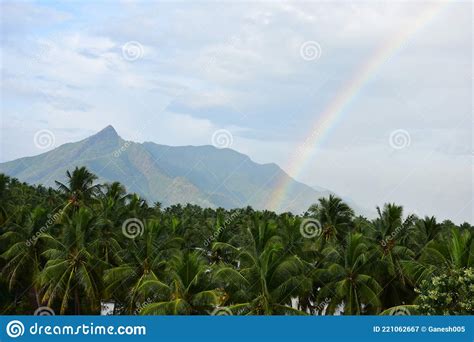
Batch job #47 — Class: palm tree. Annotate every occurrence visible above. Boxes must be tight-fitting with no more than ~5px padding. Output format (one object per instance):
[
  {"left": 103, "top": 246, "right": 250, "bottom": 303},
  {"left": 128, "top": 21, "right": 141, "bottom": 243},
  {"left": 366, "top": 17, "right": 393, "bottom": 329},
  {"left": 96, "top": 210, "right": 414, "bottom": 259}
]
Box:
[
  {"left": 99, "top": 182, "right": 130, "bottom": 207},
  {"left": 410, "top": 216, "right": 441, "bottom": 256},
  {"left": 213, "top": 215, "right": 310, "bottom": 315},
  {"left": 1, "top": 169, "right": 472, "bottom": 316},
  {"left": 55, "top": 167, "right": 101, "bottom": 209},
  {"left": 94, "top": 182, "right": 130, "bottom": 265},
  {"left": 417, "top": 227, "right": 473, "bottom": 274},
  {"left": 368, "top": 204, "right": 417, "bottom": 309},
  {"left": 140, "top": 251, "right": 222, "bottom": 315},
  {"left": 40, "top": 208, "right": 101, "bottom": 314},
  {"left": 276, "top": 214, "right": 324, "bottom": 313},
  {"left": 104, "top": 219, "right": 181, "bottom": 314},
  {"left": 0, "top": 174, "right": 9, "bottom": 225},
  {"left": 307, "top": 195, "right": 354, "bottom": 242},
  {"left": 1, "top": 207, "right": 56, "bottom": 310},
  {"left": 316, "top": 233, "right": 382, "bottom": 315}
]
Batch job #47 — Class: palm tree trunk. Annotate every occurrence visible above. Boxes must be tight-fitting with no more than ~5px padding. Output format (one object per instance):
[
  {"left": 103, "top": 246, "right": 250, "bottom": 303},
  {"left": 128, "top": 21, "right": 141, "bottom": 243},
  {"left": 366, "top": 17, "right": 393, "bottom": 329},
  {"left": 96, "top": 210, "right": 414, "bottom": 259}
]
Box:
[
  {"left": 35, "top": 288, "right": 40, "bottom": 307},
  {"left": 75, "top": 289, "right": 81, "bottom": 315}
]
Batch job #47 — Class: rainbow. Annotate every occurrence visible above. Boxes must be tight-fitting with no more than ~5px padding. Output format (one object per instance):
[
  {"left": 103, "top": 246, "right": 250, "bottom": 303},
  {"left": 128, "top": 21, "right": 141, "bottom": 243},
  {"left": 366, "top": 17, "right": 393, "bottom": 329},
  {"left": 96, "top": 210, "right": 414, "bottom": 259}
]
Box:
[{"left": 268, "top": 1, "right": 450, "bottom": 212}]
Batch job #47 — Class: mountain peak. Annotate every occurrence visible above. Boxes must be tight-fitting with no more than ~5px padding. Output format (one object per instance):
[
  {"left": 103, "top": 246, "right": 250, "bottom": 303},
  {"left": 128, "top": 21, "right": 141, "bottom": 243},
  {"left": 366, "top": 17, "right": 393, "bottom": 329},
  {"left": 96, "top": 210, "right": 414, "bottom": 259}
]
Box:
[
  {"left": 0, "top": 124, "right": 347, "bottom": 215},
  {"left": 93, "top": 125, "right": 119, "bottom": 139},
  {"left": 99, "top": 125, "right": 118, "bottom": 135}
]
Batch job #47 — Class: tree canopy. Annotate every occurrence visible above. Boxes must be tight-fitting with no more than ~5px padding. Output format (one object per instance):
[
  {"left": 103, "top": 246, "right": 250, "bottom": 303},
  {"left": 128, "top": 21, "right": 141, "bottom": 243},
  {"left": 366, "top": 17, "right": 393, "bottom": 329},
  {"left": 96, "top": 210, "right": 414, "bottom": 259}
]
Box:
[{"left": 0, "top": 167, "right": 472, "bottom": 315}]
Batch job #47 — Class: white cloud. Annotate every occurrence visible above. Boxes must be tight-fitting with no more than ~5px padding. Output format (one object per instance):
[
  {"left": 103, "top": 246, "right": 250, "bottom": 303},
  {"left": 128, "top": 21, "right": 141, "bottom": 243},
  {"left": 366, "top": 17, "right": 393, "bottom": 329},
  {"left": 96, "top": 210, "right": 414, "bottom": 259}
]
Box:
[{"left": 1, "top": 0, "right": 471, "bottom": 222}]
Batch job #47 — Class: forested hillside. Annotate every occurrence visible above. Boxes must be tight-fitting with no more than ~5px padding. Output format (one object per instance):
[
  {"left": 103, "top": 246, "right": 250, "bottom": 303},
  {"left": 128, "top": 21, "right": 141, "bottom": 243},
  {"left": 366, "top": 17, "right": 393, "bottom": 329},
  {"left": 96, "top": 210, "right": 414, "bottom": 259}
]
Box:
[{"left": 0, "top": 168, "right": 472, "bottom": 315}]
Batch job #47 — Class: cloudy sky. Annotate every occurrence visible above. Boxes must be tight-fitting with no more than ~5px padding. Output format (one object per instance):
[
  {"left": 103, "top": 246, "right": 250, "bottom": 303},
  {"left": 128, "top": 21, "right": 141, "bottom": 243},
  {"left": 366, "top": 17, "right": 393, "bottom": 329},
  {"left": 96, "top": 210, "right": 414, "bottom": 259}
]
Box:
[{"left": 1, "top": 0, "right": 472, "bottom": 222}]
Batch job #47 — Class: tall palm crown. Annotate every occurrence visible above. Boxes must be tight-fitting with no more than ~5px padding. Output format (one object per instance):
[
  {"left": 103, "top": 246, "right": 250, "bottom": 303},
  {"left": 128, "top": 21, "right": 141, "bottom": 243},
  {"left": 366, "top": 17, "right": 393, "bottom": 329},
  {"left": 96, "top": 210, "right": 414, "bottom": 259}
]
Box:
[
  {"left": 317, "top": 233, "right": 382, "bottom": 315},
  {"left": 40, "top": 208, "right": 101, "bottom": 314},
  {"left": 104, "top": 219, "right": 181, "bottom": 314},
  {"left": 140, "top": 251, "right": 222, "bottom": 315},
  {"left": 308, "top": 194, "right": 354, "bottom": 242},
  {"left": 213, "top": 214, "right": 310, "bottom": 315},
  {"left": 55, "top": 166, "right": 101, "bottom": 207}
]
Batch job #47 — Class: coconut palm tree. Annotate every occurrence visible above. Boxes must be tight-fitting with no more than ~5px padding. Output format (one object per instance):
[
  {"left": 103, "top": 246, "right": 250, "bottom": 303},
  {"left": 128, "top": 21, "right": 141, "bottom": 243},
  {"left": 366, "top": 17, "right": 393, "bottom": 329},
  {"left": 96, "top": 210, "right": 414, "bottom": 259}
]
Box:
[
  {"left": 0, "top": 174, "right": 9, "bottom": 225},
  {"left": 307, "top": 195, "right": 354, "bottom": 243},
  {"left": 0, "top": 207, "right": 57, "bottom": 310},
  {"left": 40, "top": 208, "right": 101, "bottom": 314},
  {"left": 104, "top": 219, "right": 181, "bottom": 313},
  {"left": 94, "top": 182, "right": 131, "bottom": 265},
  {"left": 409, "top": 216, "right": 441, "bottom": 256},
  {"left": 213, "top": 215, "right": 310, "bottom": 315},
  {"left": 1, "top": 169, "right": 472, "bottom": 316},
  {"left": 367, "top": 204, "right": 417, "bottom": 309},
  {"left": 140, "top": 251, "right": 222, "bottom": 315},
  {"left": 417, "top": 227, "right": 473, "bottom": 274},
  {"left": 55, "top": 166, "right": 101, "bottom": 209},
  {"left": 316, "top": 233, "right": 382, "bottom": 315}
]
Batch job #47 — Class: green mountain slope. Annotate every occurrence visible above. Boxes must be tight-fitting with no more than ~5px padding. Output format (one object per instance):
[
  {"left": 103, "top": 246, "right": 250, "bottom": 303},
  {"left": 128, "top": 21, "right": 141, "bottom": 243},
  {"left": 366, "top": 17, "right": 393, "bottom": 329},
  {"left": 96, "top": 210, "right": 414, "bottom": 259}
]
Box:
[{"left": 0, "top": 125, "right": 331, "bottom": 212}]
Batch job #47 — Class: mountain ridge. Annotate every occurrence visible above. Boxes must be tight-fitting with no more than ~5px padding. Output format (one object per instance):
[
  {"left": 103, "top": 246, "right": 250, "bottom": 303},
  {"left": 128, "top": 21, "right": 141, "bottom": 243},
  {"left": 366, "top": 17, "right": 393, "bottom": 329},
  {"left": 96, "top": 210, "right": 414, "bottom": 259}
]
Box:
[{"left": 0, "top": 126, "right": 356, "bottom": 214}]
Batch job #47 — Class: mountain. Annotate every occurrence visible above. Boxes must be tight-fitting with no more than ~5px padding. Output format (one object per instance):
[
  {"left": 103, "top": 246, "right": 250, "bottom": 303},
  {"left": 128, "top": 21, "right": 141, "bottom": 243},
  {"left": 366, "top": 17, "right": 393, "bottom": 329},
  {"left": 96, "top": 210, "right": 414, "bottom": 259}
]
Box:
[{"left": 0, "top": 125, "right": 344, "bottom": 213}]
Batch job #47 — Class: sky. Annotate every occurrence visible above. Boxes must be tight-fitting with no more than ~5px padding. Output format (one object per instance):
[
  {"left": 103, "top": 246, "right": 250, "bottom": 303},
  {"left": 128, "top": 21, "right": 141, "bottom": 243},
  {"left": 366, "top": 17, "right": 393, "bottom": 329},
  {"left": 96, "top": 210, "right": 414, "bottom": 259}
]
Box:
[{"left": 0, "top": 0, "right": 472, "bottom": 223}]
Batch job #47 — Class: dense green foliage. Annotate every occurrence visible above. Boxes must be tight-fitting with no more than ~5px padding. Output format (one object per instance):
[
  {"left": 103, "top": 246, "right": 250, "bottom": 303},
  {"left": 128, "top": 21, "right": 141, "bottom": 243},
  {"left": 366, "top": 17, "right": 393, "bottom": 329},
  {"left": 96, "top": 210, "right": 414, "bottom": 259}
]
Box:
[
  {"left": 0, "top": 168, "right": 472, "bottom": 315},
  {"left": 415, "top": 267, "right": 474, "bottom": 315},
  {"left": 0, "top": 126, "right": 332, "bottom": 213}
]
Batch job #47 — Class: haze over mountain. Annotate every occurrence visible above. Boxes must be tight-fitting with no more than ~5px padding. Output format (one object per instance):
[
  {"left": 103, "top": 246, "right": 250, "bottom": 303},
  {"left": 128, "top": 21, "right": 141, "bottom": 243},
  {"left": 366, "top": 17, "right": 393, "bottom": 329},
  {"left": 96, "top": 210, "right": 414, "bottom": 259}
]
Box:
[{"left": 0, "top": 125, "right": 354, "bottom": 214}]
